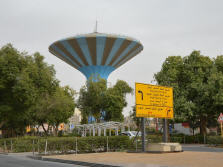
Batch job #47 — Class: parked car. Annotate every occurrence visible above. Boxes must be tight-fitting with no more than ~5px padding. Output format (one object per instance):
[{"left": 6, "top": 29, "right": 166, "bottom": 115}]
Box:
[{"left": 120, "top": 131, "right": 141, "bottom": 139}]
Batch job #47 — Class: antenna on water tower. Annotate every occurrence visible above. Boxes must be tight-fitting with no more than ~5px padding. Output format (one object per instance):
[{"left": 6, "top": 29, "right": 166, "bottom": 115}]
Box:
[{"left": 94, "top": 20, "right": 98, "bottom": 33}]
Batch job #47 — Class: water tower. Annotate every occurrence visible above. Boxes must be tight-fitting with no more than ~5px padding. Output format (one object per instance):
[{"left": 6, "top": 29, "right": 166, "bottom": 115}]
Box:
[{"left": 49, "top": 32, "right": 143, "bottom": 80}]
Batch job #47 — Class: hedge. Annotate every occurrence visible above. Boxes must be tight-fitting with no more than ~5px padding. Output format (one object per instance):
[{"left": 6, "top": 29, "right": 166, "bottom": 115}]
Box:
[
  {"left": 170, "top": 135, "right": 223, "bottom": 144},
  {"left": 207, "top": 136, "right": 223, "bottom": 145},
  {"left": 0, "top": 136, "right": 133, "bottom": 153},
  {"left": 147, "top": 135, "right": 162, "bottom": 143},
  {"left": 1, "top": 135, "right": 222, "bottom": 153}
]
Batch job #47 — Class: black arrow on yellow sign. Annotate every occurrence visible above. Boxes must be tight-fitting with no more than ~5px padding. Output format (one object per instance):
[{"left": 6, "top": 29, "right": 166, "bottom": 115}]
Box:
[{"left": 138, "top": 90, "right": 143, "bottom": 100}]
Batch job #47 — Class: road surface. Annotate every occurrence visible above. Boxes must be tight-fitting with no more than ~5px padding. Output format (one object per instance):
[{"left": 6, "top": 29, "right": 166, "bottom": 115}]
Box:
[{"left": 0, "top": 153, "right": 84, "bottom": 167}]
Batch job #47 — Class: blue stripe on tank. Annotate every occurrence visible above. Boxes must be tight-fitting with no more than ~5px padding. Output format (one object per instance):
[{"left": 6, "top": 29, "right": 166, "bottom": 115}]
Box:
[
  {"left": 78, "top": 65, "right": 115, "bottom": 80},
  {"left": 111, "top": 41, "right": 137, "bottom": 66},
  {"left": 116, "top": 46, "right": 143, "bottom": 68},
  {"left": 96, "top": 36, "right": 106, "bottom": 65},
  {"left": 60, "top": 40, "right": 85, "bottom": 66},
  {"left": 51, "top": 45, "right": 80, "bottom": 68},
  {"left": 105, "top": 38, "right": 124, "bottom": 65},
  {"left": 76, "top": 37, "right": 93, "bottom": 65}
]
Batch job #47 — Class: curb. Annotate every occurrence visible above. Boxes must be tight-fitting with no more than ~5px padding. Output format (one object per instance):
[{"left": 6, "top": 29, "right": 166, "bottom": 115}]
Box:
[
  {"left": 127, "top": 150, "right": 184, "bottom": 154},
  {"left": 28, "top": 155, "right": 121, "bottom": 167}
]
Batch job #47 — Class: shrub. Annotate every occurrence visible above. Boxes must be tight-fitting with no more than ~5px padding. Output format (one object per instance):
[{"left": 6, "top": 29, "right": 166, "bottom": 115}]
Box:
[
  {"left": 207, "top": 136, "right": 223, "bottom": 145},
  {"left": 147, "top": 134, "right": 162, "bottom": 143},
  {"left": 170, "top": 137, "right": 183, "bottom": 143}
]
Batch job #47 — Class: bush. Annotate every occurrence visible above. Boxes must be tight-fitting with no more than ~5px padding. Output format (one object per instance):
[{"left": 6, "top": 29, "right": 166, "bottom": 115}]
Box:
[
  {"left": 147, "top": 134, "right": 162, "bottom": 143},
  {"left": 0, "top": 136, "right": 133, "bottom": 153},
  {"left": 170, "top": 137, "right": 183, "bottom": 143},
  {"left": 207, "top": 136, "right": 223, "bottom": 145},
  {"left": 170, "top": 134, "right": 223, "bottom": 144}
]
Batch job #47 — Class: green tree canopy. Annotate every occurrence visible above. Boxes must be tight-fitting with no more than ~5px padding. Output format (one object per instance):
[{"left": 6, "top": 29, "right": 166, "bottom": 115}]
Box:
[
  {"left": 154, "top": 51, "right": 223, "bottom": 135},
  {"left": 0, "top": 44, "right": 75, "bottom": 136},
  {"left": 78, "top": 78, "right": 133, "bottom": 123}
]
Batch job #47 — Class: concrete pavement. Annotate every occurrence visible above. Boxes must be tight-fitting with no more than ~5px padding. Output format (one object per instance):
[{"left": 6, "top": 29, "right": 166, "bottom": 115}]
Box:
[
  {"left": 45, "top": 145, "right": 223, "bottom": 167},
  {"left": 1, "top": 145, "right": 223, "bottom": 167}
]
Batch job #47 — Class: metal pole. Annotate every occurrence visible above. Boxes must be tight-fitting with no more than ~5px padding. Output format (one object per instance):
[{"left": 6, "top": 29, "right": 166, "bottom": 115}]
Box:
[
  {"left": 141, "top": 117, "right": 146, "bottom": 152},
  {"left": 44, "top": 139, "right": 47, "bottom": 155},
  {"left": 163, "top": 119, "right": 168, "bottom": 143},
  {"left": 104, "top": 128, "right": 106, "bottom": 136},
  {"left": 106, "top": 136, "right": 108, "bottom": 152},
  {"left": 204, "top": 135, "right": 206, "bottom": 144},
  {"left": 32, "top": 140, "right": 35, "bottom": 157},
  {"left": 38, "top": 139, "right": 40, "bottom": 154},
  {"left": 4, "top": 141, "right": 7, "bottom": 153},
  {"left": 115, "top": 127, "right": 118, "bottom": 136},
  {"left": 184, "top": 135, "right": 186, "bottom": 144},
  {"left": 221, "top": 122, "right": 223, "bottom": 137},
  {"left": 136, "top": 139, "right": 138, "bottom": 152},
  {"left": 75, "top": 137, "right": 77, "bottom": 156},
  {"left": 221, "top": 122, "right": 223, "bottom": 147},
  {"left": 93, "top": 127, "right": 95, "bottom": 136},
  {"left": 10, "top": 140, "right": 12, "bottom": 152}
]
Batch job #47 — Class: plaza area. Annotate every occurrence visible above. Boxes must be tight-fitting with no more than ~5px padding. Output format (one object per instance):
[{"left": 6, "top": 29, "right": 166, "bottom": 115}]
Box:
[{"left": 46, "top": 145, "right": 223, "bottom": 167}]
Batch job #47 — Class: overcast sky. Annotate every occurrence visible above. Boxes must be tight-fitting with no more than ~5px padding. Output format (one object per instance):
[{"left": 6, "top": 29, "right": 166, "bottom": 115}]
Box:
[{"left": 1, "top": 0, "right": 223, "bottom": 116}]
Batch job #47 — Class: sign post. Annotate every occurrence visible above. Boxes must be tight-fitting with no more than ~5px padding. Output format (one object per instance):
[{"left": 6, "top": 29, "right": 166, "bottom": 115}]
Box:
[
  {"left": 135, "top": 83, "right": 174, "bottom": 149},
  {"left": 163, "top": 119, "right": 168, "bottom": 143},
  {"left": 218, "top": 113, "right": 223, "bottom": 137},
  {"left": 141, "top": 117, "right": 145, "bottom": 152}
]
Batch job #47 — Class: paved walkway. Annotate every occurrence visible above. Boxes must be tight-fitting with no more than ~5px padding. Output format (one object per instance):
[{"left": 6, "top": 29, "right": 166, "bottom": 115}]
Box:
[{"left": 46, "top": 145, "right": 223, "bottom": 167}]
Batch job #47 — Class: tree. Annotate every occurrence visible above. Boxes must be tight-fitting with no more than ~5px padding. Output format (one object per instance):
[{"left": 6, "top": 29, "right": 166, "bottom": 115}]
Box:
[
  {"left": 0, "top": 44, "right": 40, "bottom": 133},
  {"left": 104, "top": 80, "right": 133, "bottom": 122},
  {"left": 130, "top": 106, "right": 141, "bottom": 128},
  {"left": 0, "top": 44, "right": 75, "bottom": 136},
  {"left": 78, "top": 78, "right": 107, "bottom": 123},
  {"left": 154, "top": 51, "right": 223, "bottom": 135},
  {"left": 48, "top": 86, "right": 75, "bottom": 135},
  {"left": 77, "top": 78, "right": 133, "bottom": 123}
]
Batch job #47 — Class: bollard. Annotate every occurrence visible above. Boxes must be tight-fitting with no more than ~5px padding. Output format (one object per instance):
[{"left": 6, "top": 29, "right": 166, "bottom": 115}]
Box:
[{"left": 44, "top": 139, "right": 47, "bottom": 155}]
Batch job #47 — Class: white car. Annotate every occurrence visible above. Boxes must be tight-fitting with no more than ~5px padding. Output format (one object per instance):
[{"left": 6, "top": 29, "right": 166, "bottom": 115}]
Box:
[{"left": 120, "top": 131, "right": 141, "bottom": 139}]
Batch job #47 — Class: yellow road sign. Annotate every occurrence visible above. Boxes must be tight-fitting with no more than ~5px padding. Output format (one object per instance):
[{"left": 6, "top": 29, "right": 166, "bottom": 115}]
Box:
[
  {"left": 135, "top": 83, "right": 174, "bottom": 119},
  {"left": 136, "top": 105, "right": 173, "bottom": 118}
]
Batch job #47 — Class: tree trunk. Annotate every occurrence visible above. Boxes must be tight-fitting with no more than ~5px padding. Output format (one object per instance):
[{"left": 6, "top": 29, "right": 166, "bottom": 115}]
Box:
[
  {"left": 0, "top": 121, "right": 6, "bottom": 129},
  {"left": 200, "top": 117, "right": 207, "bottom": 135},
  {"left": 53, "top": 125, "right": 59, "bottom": 136},
  {"left": 41, "top": 123, "right": 48, "bottom": 136},
  {"left": 36, "top": 126, "right": 40, "bottom": 136}
]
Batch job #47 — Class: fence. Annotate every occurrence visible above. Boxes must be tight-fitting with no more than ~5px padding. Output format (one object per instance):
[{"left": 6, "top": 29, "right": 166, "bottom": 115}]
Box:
[
  {"left": 0, "top": 136, "right": 133, "bottom": 154},
  {"left": 0, "top": 135, "right": 222, "bottom": 154}
]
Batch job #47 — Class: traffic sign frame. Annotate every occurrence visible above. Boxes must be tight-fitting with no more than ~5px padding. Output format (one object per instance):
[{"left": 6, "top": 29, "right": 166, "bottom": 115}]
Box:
[{"left": 135, "top": 83, "right": 174, "bottom": 119}]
